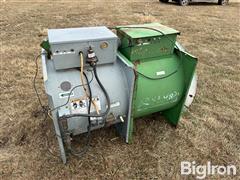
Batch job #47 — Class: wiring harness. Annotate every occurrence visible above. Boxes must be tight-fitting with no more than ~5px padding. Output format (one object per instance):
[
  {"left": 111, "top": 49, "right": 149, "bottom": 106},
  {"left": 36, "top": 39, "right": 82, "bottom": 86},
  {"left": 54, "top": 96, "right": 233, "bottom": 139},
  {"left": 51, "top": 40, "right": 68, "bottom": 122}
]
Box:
[{"left": 33, "top": 49, "right": 111, "bottom": 159}]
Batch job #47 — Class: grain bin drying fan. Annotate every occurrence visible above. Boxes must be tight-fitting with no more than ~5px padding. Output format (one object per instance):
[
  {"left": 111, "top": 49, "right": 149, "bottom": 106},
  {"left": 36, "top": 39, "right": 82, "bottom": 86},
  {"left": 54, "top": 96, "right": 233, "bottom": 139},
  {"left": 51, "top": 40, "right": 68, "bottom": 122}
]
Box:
[{"left": 37, "top": 23, "right": 197, "bottom": 163}]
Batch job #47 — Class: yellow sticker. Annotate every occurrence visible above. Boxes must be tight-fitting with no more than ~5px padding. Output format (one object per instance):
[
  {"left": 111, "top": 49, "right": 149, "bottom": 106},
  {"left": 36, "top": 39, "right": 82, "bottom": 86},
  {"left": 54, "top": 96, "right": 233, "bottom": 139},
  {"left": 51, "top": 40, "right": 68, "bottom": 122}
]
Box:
[{"left": 100, "top": 42, "right": 108, "bottom": 49}]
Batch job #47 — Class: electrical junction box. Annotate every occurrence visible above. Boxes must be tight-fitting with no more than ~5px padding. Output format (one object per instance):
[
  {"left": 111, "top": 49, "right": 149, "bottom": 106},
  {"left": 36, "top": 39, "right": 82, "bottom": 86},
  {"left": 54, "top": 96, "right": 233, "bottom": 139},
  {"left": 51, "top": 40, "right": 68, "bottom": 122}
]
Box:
[
  {"left": 117, "top": 23, "right": 180, "bottom": 61},
  {"left": 48, "top": 26, "right": 118, "bottom": 70}
]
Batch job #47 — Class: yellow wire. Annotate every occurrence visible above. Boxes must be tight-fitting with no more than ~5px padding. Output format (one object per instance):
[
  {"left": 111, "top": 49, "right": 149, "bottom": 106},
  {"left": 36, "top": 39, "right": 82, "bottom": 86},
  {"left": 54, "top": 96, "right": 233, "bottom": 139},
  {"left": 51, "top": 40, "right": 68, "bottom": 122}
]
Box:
[
  {"left": 79, "top": 53, "right": 100, "bottom": 114},
  {"left": 80, "top": 53, "right": 88, "bottom": 96}
]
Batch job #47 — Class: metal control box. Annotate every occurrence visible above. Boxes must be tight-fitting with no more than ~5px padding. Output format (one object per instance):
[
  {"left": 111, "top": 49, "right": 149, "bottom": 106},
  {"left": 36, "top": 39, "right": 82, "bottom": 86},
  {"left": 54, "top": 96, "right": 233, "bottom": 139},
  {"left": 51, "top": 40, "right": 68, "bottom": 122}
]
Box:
[
  {"left": 48, "top": 26, "right": 118, "bottom": 70},
  {"left": 117, "top": 23, "right": 180, "bottom": 61}
]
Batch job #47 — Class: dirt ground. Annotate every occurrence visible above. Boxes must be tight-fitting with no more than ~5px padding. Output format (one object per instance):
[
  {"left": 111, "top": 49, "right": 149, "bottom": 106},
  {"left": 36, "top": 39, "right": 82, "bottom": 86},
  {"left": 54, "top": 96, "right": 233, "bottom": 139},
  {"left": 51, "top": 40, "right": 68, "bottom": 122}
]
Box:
[{"left": 0, "top": 0, "right": 240, "bottom": 179}]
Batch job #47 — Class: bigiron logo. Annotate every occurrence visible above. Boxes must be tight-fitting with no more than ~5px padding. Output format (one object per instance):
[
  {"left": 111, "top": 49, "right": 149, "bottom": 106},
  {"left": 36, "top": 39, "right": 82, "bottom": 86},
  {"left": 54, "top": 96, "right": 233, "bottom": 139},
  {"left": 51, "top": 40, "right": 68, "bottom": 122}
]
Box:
[{"left": 181, "top": 161, "right": 237, "bottom": 179}]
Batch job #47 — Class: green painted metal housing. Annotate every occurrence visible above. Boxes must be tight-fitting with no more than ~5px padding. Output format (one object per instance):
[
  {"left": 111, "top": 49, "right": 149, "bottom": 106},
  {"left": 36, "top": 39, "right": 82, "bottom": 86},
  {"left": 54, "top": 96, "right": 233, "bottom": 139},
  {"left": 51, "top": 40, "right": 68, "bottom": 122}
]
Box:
[
  {"left": 117, "top": 23, "right": 180, "bottom": 60},
  {"left": 116, "top": 23, "right": 197, "bottom": 143}
]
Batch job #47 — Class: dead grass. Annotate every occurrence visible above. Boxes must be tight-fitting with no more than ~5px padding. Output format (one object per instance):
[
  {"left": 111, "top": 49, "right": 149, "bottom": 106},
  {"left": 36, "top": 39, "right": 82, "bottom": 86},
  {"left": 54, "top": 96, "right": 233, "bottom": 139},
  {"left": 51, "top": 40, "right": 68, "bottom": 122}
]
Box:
[{"left": 0, "top": 0, "right": 240, "bottom": 179}]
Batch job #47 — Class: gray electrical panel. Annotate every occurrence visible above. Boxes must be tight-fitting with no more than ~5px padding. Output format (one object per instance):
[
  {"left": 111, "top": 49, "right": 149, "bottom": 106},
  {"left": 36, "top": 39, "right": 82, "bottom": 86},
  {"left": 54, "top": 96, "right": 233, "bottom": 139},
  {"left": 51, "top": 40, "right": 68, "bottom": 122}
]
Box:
[{"left": 48, "top": 26, "right": 118, "bottom": 70}]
